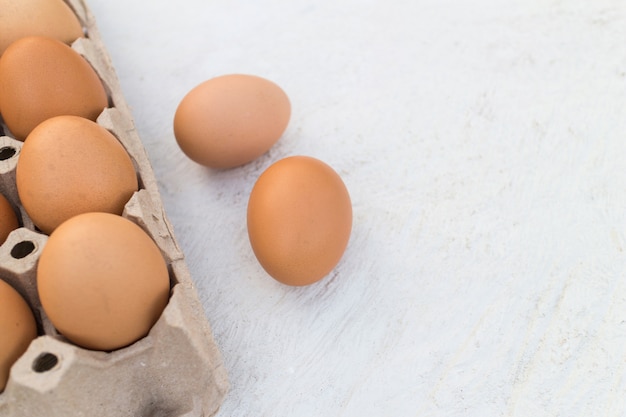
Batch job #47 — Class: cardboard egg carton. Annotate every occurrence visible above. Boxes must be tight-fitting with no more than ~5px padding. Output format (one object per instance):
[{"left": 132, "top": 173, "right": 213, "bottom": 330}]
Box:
[{"left": 0, "top": 1, "right": 229, "bottom": 415}]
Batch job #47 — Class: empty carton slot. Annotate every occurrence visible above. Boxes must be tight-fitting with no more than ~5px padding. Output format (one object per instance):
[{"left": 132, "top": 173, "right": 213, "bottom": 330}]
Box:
[
  {"left": 0, "top": 146, "right": 16, "bottom": 161},
  {"left": 32, "top": 352, "right": 59, "bottom": 373},
  {"left": 11, "top": 241, "right": 35, "bottom": 259}
]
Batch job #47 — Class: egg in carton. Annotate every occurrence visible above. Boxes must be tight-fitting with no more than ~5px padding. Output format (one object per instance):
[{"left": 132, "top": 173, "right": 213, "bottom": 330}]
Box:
[{"left": 0, "top": 0, "right": 228, "bottom": 415}]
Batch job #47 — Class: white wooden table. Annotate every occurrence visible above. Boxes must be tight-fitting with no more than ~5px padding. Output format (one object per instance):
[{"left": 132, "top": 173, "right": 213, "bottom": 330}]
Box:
[{"left": 89, "top": 1, "right": 626, "bottom": 416}]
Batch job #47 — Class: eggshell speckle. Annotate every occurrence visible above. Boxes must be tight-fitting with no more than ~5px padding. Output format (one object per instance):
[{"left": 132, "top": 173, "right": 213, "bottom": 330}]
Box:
[
  {"left": 247, "top": 156, "right": 352, "bottom": 286},
  {"left": 0, "top": 193, "right": 18, "bottom": 245},
  {"left": 16, "top": 115, "right": 138, "bottom": 234},
  {"left": 0, "top": 278, "right": 37, "bottom": 392},
  {"left": 173, "top": 74, "right": 291, "bottom": 169},
  {"left": 0, "top": 36, "right": 108, "bottom": 140},
  {"left": 0, "top": 0, "right": 84, "bottom": 56},
  {"left": 37, "top": 212, "right": 170, "bottom": 351}
]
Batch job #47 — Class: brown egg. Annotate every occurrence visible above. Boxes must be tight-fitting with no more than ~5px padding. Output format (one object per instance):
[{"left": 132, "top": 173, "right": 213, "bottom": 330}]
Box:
[
  {"left": 37, "top": 212, "right": 170, "bottom": 351},
  {"left": 0, "top": 0, "right": 84, "bottom": 56},
  {"left": 0, "top": 193, "right": 18, "bottom": 245},
  {"left": 173, "top": 74, "right": 291, "bottom": 169},
  {"left": 0, "top": 278, "right": 37, "bottom": 392},
  {"left": 247, "top": 156, "right": 352, "bottom": 286},
  {"left": 0, "top": 36, "right": 107, "bottom": 140},
  {"left": 16, "top": 115, "right": 138, "bottom": 234}
]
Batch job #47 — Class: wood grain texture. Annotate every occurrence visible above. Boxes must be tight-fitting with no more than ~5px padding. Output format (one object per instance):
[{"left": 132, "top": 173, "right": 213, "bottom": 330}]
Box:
[{"left": 88, "top": 0, "right": 626, "bottom": 416}]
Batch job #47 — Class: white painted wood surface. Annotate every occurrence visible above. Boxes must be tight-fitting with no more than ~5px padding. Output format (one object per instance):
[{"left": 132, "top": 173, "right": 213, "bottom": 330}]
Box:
[{"left": 88, "top": 1, "right": 626, "bottom": 416}]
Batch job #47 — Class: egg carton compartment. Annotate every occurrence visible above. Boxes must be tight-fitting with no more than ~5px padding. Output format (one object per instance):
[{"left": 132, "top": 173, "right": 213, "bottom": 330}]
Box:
[
  {"left": 0, "top": 227, "right": 227, "bottom": 417},
  {"left": 0, "top": 0, "right": 229, "bottom": 415},
  {"left": 0, "top": 136, "right": 33, "bottom": 231}
]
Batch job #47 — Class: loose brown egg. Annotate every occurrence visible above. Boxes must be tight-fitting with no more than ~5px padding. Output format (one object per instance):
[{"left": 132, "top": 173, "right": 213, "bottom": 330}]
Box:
[
  {"left": 0, "top": 36, "right": 108, "bottom": 140},
  {"left": 37, "top": 212, "right": 170, "bottom": 351},
  {"left": 0, "top": 193, "right": 18, "bottom": 245},
  {"left": 247, "top": 156, "right": 352, "bottom": 286},
  {"left": 16, "top": 115, "right": 138, "bottom": 234},
  {"left": 0, "top": 279, "right": 37, "bottom": 392},
  {"left": 0, "top": 0, "right": 84, "bottom": 56},
  {"left": 173, "top": 74, "right": 291, "bottom": 169}
]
